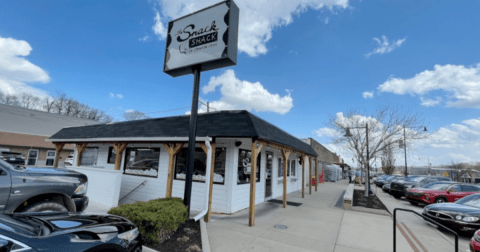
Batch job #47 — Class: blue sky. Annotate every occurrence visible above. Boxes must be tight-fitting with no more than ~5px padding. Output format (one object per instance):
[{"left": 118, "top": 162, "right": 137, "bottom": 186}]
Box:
[{"left": 0, "top": 0, "right": 479, "bottom": 167}]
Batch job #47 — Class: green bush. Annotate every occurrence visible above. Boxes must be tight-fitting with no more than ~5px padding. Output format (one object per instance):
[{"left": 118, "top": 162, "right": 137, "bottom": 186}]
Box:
[{"left": 108, "top": 198, "right": 188, "bottom": 244}]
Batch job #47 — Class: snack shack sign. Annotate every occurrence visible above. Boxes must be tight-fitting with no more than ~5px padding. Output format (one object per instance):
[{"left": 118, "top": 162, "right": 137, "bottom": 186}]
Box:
[{"left": 164, "top": 0, "right": 239, "bottom": 77}]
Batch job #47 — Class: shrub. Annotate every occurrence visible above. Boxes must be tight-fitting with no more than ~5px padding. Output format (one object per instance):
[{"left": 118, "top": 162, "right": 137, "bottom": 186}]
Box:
[{"left": 108, "top": 198, "right": 188, "bottom": 244}]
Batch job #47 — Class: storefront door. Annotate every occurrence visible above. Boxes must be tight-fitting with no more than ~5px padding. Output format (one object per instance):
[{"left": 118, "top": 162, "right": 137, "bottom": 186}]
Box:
[{"left": 265, "top": 152, "right": 273, "bottom": 199}]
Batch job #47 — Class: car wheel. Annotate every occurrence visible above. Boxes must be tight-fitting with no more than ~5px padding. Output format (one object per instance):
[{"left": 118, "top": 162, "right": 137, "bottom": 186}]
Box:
[
  {"left": 409, "top": 201, "right": 418, "bottom": 206},
  {"left": 434, "top": 197, "right": 447, "bottom": 204},
  {"left": 22, "top": 202, "right": 68, "bottom": 213},
  {"left": 393, "top": 194, "right": 401, "bottom": 199}
]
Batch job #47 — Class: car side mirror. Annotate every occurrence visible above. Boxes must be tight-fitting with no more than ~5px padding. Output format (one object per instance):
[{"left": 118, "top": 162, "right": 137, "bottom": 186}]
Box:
[{"left": 0, "top": 239, "right": 14, "bottom": 251}]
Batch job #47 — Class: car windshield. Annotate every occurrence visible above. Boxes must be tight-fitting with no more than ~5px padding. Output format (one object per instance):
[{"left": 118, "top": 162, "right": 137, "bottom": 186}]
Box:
[
  {"left": 387, "top": 176, "right": 403, "bottom": 181},
  {"left": 456, "top": 194, "right": 480, "bottom": 208},
  {"left": 423, "top": 182, "right": 451, "bottom": 188},
  {"left": 426, "top": 184, "right": 450, "bottom": 191},
  {"left": 406, "top": 176, "right": 424, "bottom": 182},
  {"left": 0, "top": 159, "right": 24, "bottom": 171},
  {"left": 0, "top": 214, "right": 49, "bottom": 237}
]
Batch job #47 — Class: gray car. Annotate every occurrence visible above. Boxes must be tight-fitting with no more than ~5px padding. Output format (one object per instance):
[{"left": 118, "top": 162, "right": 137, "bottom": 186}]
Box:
[{"left": 0, "top": 159, "right": 89, "bottom": 214}]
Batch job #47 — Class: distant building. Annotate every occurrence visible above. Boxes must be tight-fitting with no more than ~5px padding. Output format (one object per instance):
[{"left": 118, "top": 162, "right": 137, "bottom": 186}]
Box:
[
  {"left": 0, "top": 104, "right": 98, "bottom": 167},
  {"left": 301, "top": 138, "right": 342, "bottom": 182}
]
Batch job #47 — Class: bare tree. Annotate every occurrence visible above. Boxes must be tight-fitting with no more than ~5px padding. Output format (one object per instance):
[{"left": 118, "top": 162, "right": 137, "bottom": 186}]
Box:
[
  {"left": 5, "top": 95, "right": 20, "bottom": 106},
  {"left": 0, "top": 91, "right": 5, "bottom": 104},
  {"left": 53, "top": 92, "right": 67, "bottom": 115},
  {"left": 381, "top": 141, "right": 396, "bottom": 175},
  {"left": 123, "top": 110, "right": 149, "bottom": 121},
  {"left": 327, "top": 107, "right": 427, "bottom": 175},
  {"left": 42, "top": 97, "right": 56, "bottom": 112}
]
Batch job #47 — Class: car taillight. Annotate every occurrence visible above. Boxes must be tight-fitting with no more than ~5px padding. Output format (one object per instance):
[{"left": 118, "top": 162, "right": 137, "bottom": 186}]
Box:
[{"left": 474, "top": 230, "right": 480, "bottom": 242}]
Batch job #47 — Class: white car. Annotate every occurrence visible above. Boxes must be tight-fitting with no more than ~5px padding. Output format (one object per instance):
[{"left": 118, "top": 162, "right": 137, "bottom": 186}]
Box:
[{"left": 64, "top": 154, "right": 74, "bottom": 166}]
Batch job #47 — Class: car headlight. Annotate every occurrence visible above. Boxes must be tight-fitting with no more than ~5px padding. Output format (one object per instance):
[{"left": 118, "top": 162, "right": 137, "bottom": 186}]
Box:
[
  {"left": 118, "top": 228, "right": 139, "bottom": 243},
  {"left": 456, "top": 215, "right": 462, "bottom": 220},
  {"left": 0, "top": 234, "right": 32, "bottom": 251},
  {"left": 463, "top": 216, "right": 479, "bottom": 222},
  {"left": 74, "top": 182, "right": 88, "bottom": 196}
]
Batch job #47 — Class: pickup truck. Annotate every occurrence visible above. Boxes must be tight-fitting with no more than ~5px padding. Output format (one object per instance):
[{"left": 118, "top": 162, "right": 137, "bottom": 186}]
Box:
[{"left": 0, "top": 159, "right": 89, "bottom": 214}]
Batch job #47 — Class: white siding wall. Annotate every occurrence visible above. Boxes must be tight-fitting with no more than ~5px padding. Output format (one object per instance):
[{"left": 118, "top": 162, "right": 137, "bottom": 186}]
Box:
[{"left": 71, "top": 139, "right": 308, "bottom": 214}]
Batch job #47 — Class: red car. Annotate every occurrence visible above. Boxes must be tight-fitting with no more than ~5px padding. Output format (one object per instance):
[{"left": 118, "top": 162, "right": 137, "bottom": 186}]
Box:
[
  {"left": 471, "top": 230, "right": 480, "bottom": 252},
  {"left": 406, "top": 183, "right": 480, "bottom": 205}
]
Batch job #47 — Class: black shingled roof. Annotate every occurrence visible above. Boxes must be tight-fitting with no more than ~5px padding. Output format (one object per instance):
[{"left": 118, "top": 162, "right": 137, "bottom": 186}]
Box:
[{"left": 48, "top": 110, "right": 317, "bottom": 156}]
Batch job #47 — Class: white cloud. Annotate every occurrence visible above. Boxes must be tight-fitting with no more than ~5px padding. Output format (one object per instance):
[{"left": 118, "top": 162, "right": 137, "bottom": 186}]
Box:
[
  {"left": 139, "top": 35, "right": 150, "bottom": 42},
  {"left": 365, "top": 35, "right": 406, "bottom": 58},
  {"left": 125, "top": 109, "right": 135, "bottom": 113},
  {"left": 152, "top": 9, "right": 167, "bottom": 40},
  {"left": 152, "top": 0, "right": 349, "bottom": 57},
  {"left": 378, "top": 64, "right": 480, "bottom": 108},
  {"left": 362, "top": 91, "right": 374, "bottom": 99},
  {"left": 314, "top": 127, "right": 341, "bottom": 138},
  {"left": 420, "top": 97, "right": 442, "bottom": 107},
  {"left": 0, "top": 36, "right": 50, "bottom": 98},
  {"left": 109, "top": 92, "right": 123, "bottom": 99},
  {"left": 201, "top": 69, "right": 293, "bottom": 114},
  {"left": 324, "top": 17, "right": 330, "bottom": 24}
]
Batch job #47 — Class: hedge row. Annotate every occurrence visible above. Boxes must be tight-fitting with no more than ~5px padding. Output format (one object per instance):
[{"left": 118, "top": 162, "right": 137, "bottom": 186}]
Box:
[{"left": 108, "top": 198, "right": 188, "bottom": 244}]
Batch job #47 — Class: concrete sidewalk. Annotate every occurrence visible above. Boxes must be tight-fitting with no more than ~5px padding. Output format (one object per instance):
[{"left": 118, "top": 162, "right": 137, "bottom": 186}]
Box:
[{"left": 206, "top": 181, "right": 414, "bottom": 252}]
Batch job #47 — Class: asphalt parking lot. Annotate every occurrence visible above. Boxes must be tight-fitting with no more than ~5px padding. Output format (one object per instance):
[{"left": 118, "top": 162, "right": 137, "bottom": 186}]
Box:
[{"left": 372, "top": 183, "right": 472, "bottom": 252}]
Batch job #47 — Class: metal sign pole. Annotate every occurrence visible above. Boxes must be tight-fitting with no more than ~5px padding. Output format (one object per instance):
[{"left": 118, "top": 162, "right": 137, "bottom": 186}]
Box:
[{"left": 184, "top": 65, "right": 201, "bottom": 216}]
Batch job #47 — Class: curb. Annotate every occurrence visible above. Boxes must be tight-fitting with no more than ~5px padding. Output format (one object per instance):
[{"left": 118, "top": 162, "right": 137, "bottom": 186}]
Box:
[
  {"left": 142, "top": 246, "right": 158, "bottom": 252},
  {"left": 200, "top": 219, "right": 211, "bottom": 252}
]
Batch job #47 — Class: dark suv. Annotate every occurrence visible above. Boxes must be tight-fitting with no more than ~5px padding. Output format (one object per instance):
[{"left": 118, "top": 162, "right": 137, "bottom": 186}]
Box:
[
  {"left": 0, "top": 159, "right": 89, "bottom": 214},
  {"left": 390, "top": 176, "right": 452, "bottom": 199},
  {"left": 0, "top": 151, "right": 25, "bottom": 167}
]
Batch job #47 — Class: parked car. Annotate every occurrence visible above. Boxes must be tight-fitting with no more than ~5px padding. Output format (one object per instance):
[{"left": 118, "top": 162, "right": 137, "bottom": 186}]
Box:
[
  {"left": 390, "top": 176, "right": 452, "bottom": 199},
  {"left": 422, "top": 181, "right": 455, "bottom": 189},
  {"left": 382, "top": 184, "right": 391, "bottom": 192},
  {"left": 380, "top": 176, "right": 405, "bottom": 189},
  {"left": 422, "top": 193, "right": 480, "bottom": 234},
  {"left": 373, "top": 174, "right": 389, "bottom": 183},
  {"left": 64, "top": 155, "right": 74, "bottom": 166},
  {"left": 406, "top": 183, "right": 480, "bottom": 205},
  {"left": 375, "top": 175, "right": 403, "bottom": 187},
  {"left": 0, "top": 151, "right": 25, "bottom": 167},
  {"left": 0, "top": 159, "right": 89, "bottom": 214},
  {"left": 0, "top": 211, "right": 142, "bottom": 252}
]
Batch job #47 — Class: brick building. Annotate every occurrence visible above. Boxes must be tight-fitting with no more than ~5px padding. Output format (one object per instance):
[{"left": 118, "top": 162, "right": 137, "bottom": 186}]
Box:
[{"left": 0, "top": 104, "right": 97, "bottom": 167}]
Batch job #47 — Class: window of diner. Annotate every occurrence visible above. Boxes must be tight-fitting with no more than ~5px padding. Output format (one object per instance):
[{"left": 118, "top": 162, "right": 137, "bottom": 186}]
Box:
[
  {"left": 278, "top": 158, "right": 283, "bottom": 178},
  {"left": 290, "top": 159, "right": 296, "bottom": 177},
  {"left": 237, "top": 149, "right": 261, "bottom": 184},
  {"left": 80, "top": 147, "right": 99, "bottom": 166},
  {"left": 123, "top": 147, "right": 160, "bottom": 177},
  {"left": 107, "top": 147, "right": 117, "bottom": 164},
  {"left": 175, "top": 148, "right": 226, "bottom": 185}
]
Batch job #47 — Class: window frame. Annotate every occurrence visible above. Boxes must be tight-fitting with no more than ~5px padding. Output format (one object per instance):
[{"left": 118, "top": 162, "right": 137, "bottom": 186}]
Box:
[
  {"left": 107, "top": 147, "right": 117, "bottom": 164},
  {"left": 79, "top": 147, "right": 99, "bottom": 167},
  {"left": 237, "top": 148, "right": 261, "bottom": 185},
  {"left": 290, "top": 159, "right": 296, "bottom": 177},
  {"left": 174, "top": 147, "right": 226, "bottom": 184},
  {"left": 123, "top": 147, "right": 160, "bottom": 178},
  {"left": 27, "top": 149, "right": 39, "bottom": 166},
  {"left": 45, "top": 150, "right": 56, "bottom": 166},
  {"left": 278, "top": 158, "right": 283, "bottom": 178}
]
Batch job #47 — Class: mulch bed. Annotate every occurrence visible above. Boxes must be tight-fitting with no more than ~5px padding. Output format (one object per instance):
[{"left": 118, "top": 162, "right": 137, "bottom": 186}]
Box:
[
  {"left": 144, "top": 219, "right": 202, "bottom": 252},
  {"left": 353, "top": 189, "right": 389, "bottom": 212}
]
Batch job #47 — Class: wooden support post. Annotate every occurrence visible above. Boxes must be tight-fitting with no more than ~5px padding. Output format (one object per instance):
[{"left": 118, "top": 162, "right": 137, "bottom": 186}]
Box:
[
  {"left": 53, "top": 143, "right": 65, "bottom": 168},
  {"left": 75, "top": 143, "right": 88, "bottom": 167},
  {"left": 112, "top": 142, "right": 128, "bottom": 171},
  {"left": 315, "top": 158, "right": 318, "bottom": 192},
  {"left": 163, "top": 143, "right": 184, "bottom": 198},
  {"left": 199, "top": 143, "right": 216, "bottom": 223},
  {"left": 282, "top": 149, "right": 290, "bottom": 208},
  {"left": 248, "top": 141, "right": 263, "bottom": 226},
  {"left": 301, "top": 155, "right": 305, "bottom": 198},
  {"left": 309, "top": 157, "right": 312, "bottom": 195}
]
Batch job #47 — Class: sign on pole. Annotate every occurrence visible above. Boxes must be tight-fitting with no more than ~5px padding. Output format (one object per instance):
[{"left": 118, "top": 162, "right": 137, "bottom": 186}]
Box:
[
  {"left": 163, "top": 0, "right": 239, "bottom": 217},
  {"left": 164, "top": 0, "right": 239, "bottom": 77}
]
